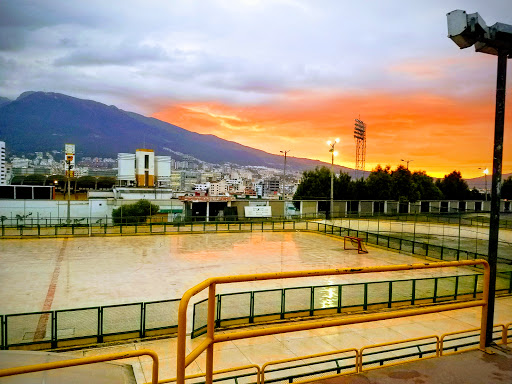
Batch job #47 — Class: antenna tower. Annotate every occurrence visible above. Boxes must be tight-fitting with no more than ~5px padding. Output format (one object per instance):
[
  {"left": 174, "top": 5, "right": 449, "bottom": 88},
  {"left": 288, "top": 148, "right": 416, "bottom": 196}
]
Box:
[{"left": 354, "top": 119, "right": 366, "bottom": 179}]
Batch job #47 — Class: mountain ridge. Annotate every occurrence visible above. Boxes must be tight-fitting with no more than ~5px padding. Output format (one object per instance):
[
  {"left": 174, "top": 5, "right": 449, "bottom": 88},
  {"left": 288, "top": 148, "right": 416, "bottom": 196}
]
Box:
[{"left": 0, "top": 91, "right": 364, "bottom": 175}]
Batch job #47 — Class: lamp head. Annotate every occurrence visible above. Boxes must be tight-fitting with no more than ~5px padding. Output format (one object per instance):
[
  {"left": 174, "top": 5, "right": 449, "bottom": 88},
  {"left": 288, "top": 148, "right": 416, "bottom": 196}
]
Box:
[
  {"left": 335, "top": 138, "right": 340, "bottom": 143},
  {"left": 447, "top": 10, "right": 487, "bottom": 49},
  {"left": 327, "top": 140, "right": 332, "bottom": 146},
  {"left": 333, "top": 151, "right": 338, "bottom": 157},
  {"left": 483, "top": 168, "right": 489, "bottom": 174}
]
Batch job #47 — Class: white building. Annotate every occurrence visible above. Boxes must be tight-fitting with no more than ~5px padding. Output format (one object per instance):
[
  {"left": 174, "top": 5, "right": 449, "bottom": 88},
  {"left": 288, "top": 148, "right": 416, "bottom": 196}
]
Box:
[
  {"left": 0, "top": 141, "right": 6, "bottom": 185},
  {"left": 117, "top": 153, "right": 136, "bottom": 186},
  {"left": 155, "top": 156, "right": 172, "bottom": 187}
]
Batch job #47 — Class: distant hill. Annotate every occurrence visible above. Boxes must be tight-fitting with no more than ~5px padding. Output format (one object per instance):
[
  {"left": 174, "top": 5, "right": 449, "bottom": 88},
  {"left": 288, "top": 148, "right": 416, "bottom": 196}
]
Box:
[
  {"left": 0, "top": 91, "right": 365, "bottom": 176},
  {"left": 0, "top": 97, "right": 11, "bottom": 107},
  {"left": 466, "top": 173, "right": 512, "bottom": 189}
]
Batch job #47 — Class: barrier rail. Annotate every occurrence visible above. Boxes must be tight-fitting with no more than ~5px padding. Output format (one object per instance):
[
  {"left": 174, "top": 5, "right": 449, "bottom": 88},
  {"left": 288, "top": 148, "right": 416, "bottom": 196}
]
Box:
[
  {"left": 0, "top": 349, "right": 159, "bottom": 383},
  {"left": 176, "top": 260, "right": 490, "bottom": 384},
  {"left": 149, "top": 364, "right": 261, "bottom": 384},
  {"left": 191, "top": 273, "right": 487, "bottom": 338}
]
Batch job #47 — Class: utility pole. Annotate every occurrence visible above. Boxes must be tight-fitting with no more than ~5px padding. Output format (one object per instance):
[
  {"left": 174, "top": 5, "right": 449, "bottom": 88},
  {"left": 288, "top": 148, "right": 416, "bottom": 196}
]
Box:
[{"left": 280, "top": 150, "right": 290, "bottom": 218}]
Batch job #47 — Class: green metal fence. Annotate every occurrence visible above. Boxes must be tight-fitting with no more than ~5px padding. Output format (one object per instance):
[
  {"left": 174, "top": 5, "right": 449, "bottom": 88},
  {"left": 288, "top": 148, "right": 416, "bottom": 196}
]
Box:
[
  {"left": 1, "top": 299, "right": 179, "bottom": 350},
  {"left": 190, "top": 272, "right": 512, "bottom": 338}
]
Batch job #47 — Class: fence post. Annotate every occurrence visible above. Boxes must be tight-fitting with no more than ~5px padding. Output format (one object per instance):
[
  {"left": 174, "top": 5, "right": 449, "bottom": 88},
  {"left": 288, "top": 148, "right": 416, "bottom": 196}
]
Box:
[
  {"left": 98, "top": 307, "right": 103, "bottom": 343},
  {"left": 454, "top": 276, "right": 459, "bottom": 299},
  {"left": 141, "top": 303, "right": 145, "bottom": 338},
  {"left": 433, "top": 278, "right": 438, "bottom": 303},
  {"left": 363, "top": 283, "right": 368, "bottom": 310},
  {"left": 411, "top": 280, "right": 416, "bottom": 305},
  {"left": 337, "top": 285, "right": 342, "bottom": 313},
  {"left": 388, "top": 281, "right": 393, "bottom": 308},
  {"left": 509, "top": 271, "right": 512, "bottom": 294},
  {"left": 51, "top": 312, "right": 57, "bottom": 349},
  {"left": 280, "top": 289, "right": 285, "bottom": 319},
  {"left": 474, "top": 275, "right": 479, "bottom": 298},
  {"left": 249, "top": 292, "right": 255, "bottom": 323},
  {"left": 310, "top": 287, "right": 314, "bottom": 316}
]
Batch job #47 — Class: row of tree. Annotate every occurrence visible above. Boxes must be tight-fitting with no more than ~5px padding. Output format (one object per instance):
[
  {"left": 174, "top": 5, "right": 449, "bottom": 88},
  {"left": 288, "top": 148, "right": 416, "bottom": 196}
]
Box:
[{"left": 294, "top": 165, "right": 512, "bottom": 202}]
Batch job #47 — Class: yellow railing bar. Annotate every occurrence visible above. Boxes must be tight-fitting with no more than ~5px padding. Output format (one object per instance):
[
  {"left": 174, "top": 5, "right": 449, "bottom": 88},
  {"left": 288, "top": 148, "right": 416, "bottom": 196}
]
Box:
[
  {"left": 358, "top": 335, "right": 439, "bottom": 372},
  {"left": 149, "top": 364, "right": 261, "bottom": 384},
  {"left": 176, "top": 259, "right": 490, "bottom": 384},
  {"left": 0, "top": 349, "right": 159, "bottom": 383},
  {"left": 440, "top": 324, "right": 504, "bottom": 356},
  {"left": 505, "top": 322, "right": 512, "bottom": 345},
  {"left": 261, "top": 348, "right": 358, "bottom": 384}
]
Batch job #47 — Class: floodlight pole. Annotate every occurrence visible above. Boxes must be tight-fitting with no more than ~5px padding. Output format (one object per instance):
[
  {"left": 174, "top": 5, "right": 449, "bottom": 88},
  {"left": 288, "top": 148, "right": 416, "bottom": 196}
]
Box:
[
  {"left": 486, "top": 49, "right": 507, "bottom": 346},
  {"left": 280, "top": 150, "right": 290, "bottom": 218}
]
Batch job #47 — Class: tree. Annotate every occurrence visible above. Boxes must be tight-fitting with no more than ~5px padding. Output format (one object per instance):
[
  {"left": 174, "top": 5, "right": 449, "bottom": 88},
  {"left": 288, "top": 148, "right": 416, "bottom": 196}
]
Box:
[
  {"left": 22, "top": 174, "right": 47, "bottom": 185},
  {"left": 391, "top": 165, "right": 419, "bottom": 202},
  {"left": 412, "top": 171, "right": 443, "bottom": 200},
  {"left": 77, "top": 176, "right": 97, "bottom": 190},
  {"left": 366, "top": 165, "right": 392, "bottom": 200},
  {"left": 334, "top": 172, "right": 354, "bottom": 200},
  {"left": 502, "top": 176, "right": 512, "bottom": 200},
  {"left": 112, "top": 199, "right": 160, "bottom": 224},
  {"left": 96, "top": 176, "right": 116, "bottom": 189},
  {"left": 436, "top": 171, "right": 471, "bottom": 200},
  {"left": 293, "top": 167, "right": 331, "bottom": 200}
]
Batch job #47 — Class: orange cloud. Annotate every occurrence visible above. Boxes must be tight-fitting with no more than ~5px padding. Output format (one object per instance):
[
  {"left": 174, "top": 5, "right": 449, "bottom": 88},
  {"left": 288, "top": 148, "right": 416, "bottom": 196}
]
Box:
[{"left": 152, "top": 90, "right": 511, "bottom": 179}]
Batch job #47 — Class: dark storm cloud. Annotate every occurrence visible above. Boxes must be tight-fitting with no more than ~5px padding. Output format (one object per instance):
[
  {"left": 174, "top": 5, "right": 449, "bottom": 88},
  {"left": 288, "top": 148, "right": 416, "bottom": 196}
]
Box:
[{"left": 0, "top": 0, "right": 511, "bottom": 110}]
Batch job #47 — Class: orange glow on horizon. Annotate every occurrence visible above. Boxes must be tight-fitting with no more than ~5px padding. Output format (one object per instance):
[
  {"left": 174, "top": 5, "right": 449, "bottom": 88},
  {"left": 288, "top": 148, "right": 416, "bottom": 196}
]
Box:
[{"left": 152, "top": 90, "right": 511, "bottom": 179}]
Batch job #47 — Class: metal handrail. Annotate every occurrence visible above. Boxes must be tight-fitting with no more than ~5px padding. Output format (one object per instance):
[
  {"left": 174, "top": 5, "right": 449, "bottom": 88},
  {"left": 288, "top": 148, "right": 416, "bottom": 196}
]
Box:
[
  {"left": 440, "top": 325, "right": 505, "bottom": 356},
  {"left": 0, "top": 349, "right": 159, "bottom": 383},
  {"left": 152, "top": 364, "right": 261, "bottom": 384},
  {"left": 358, "top": 335, "right": 439, "bottom": 372},
  {"left": 176, "top": 260, "right": 490, "bottom": 384}
]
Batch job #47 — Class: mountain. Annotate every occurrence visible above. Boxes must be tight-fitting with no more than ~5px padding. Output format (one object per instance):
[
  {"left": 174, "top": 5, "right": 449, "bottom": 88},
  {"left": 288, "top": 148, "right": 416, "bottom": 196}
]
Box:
[
  {"left": 466, "top": 173, "right": 512, "bottom": 189},
  {"left": 0, "top": 97, "right": 11, "bottom": 107},
  {"left": 0, "top": 91, "right": 366, "bottom": 176}
]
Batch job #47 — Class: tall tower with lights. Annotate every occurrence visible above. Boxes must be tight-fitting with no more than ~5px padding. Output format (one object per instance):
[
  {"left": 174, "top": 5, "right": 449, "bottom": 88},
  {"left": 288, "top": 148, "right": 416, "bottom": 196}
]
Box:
[{"left": 354, "top": 119, "right": 366, "bottom": 178}]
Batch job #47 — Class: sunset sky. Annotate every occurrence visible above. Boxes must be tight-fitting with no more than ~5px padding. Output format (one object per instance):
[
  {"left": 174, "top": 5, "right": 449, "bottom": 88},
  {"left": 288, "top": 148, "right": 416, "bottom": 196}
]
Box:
[{"left": 1, "top": 1, "right": 511, "bottom": 178}]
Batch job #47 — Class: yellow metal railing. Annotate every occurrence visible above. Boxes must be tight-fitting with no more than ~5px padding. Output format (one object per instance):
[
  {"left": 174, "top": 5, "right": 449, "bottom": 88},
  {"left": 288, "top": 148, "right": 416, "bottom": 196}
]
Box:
[
  {"left": 176, "top": 260, "right": 490, "bottom": 384},
  {"left": 440, "top": 324, "right": 506, "bottom": 356},
  {"left": 358, "top": 335, "right": 439, "bottom": 372},
  {"left": 0, "top": 349, "right": 159, "bottom": 383},
  {"left": 150, "top": 364, "right": 261, "bottom": 384},
  {"left": 261, "top": 348, "right": 358, "bottom": 384}
]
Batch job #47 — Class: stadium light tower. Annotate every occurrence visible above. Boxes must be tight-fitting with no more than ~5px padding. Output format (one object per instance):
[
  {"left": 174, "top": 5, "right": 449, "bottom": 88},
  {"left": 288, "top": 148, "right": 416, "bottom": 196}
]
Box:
[
  {"left": 354, "top": 119, "right": 366, "bottom": 179},
  {"left": 447, "top": 10, "right": 512, "bottom": 347},
  {"left": 327, "top": 138, "right": 339, "bottom": 219}
]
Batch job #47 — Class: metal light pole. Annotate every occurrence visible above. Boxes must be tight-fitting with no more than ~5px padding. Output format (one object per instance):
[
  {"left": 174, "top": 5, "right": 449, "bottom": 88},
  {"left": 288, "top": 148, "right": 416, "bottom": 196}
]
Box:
[
  {"left": 447, "top": 10, "right": 512, "bottom": 346},
  {"left": 327, "top": 138, "right": 340, "bottom": 220},
  {"left": 401, "top": 159, "right": 413, "bottom": 170},
  {"left": 478, "top": 167, "right": 489, "bottom": 201},
  {"left": 280, "top": 150, "right": 290, "bottom": 218},
  {"left": 66, "top": 159, "right": 72, "bottom": 222}
]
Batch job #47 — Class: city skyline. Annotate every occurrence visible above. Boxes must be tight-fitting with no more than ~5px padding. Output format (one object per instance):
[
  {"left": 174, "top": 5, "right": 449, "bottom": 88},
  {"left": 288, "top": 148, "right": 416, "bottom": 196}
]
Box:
[{"left": 1, "top": 1, "right": 511, "bottom": 178}]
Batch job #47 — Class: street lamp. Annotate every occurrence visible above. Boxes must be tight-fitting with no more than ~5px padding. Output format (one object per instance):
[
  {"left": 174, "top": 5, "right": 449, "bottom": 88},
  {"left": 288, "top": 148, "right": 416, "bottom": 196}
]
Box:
[
  {"left": 478, "top": 167, "right": 489, "bottom": 201},
  {"left": 447, "top": 9, "right": 512, "bottom": 346},
  {"left": 280, "top": 150, "right": 290, "bottom": 218},
  {"left": 327, "top": 138, "right": 340, "bottom": 220},
  {"left": 401, "top": 159, "right": 413, "bottom": 170}
]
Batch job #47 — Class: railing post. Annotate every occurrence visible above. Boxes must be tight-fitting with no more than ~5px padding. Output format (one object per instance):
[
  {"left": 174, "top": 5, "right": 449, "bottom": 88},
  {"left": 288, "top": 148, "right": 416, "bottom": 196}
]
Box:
[
  {"left": 206, "top": 283, "right": 216, "bottom": 384},
  {"left": 363, "top": 283, "right": 368, "bottom": 310},
  {"left": 388, "top": 281, "right": 393, "bottom": 308}
]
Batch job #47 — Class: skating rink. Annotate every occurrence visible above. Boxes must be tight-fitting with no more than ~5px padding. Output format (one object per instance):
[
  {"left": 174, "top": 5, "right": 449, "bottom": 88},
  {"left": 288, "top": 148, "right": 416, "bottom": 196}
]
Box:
[
  {"left": 1, "top": 231, "right": 511, "bottom": 382},
  {"left": 0, "top": 231, "right": 492, "bottom": 314}
]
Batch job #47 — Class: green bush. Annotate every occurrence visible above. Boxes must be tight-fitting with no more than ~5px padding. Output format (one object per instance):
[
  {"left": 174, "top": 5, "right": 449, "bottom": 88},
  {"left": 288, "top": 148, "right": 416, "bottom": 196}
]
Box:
[{"left": 112, "top": 199, "right": 159, "bottom": 224}]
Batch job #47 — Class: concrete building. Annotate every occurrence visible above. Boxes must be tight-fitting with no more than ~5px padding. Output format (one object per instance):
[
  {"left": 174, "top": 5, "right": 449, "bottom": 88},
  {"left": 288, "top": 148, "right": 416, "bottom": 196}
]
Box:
[
  {"left": 117, "top": 150, "right": 172, "bottom": 188},
  {"left": 135, "top": 149, "right": 154, "bottom": 187},
  {"left": 170, "top": 170, "right": 185, "bottom": 191},
  {"left": 0, "top": 141, "right": 6, "bottom": 185},
  {"left": 155, "top": 156, "right": 172, "bottom": 188},
  {"left": 117, "top": 153, "right": 136, "bottom": 187},
  {"left": 210, "top": 180, "right": 228, "bottom": 196},
  {"left": 264, "top": 178, "right": 281, "bottom": 197}
]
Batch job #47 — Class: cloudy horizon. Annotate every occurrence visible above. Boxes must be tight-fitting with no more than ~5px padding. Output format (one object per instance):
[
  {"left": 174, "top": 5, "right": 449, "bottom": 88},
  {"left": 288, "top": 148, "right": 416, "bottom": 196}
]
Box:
[{"left": 1, "top": 0, "right": 511, "bottom": 177}]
